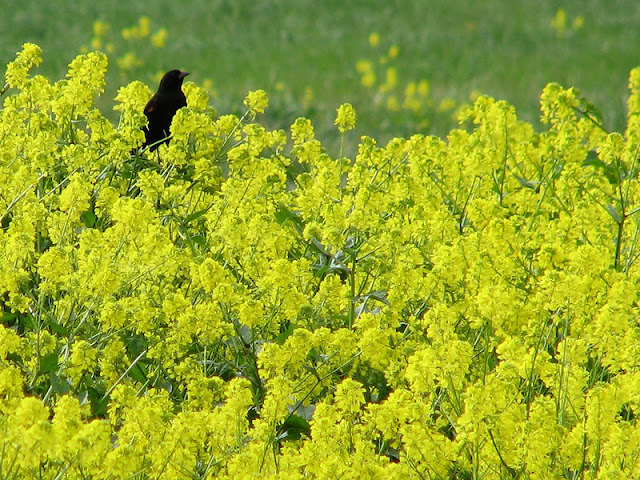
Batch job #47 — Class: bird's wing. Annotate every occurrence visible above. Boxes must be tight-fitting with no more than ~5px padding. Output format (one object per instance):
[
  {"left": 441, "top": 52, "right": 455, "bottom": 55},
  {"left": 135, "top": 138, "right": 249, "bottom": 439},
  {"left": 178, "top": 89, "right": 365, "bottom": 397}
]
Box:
[{"left": 144, "top": 95, "right": 160, "bottom": 116}]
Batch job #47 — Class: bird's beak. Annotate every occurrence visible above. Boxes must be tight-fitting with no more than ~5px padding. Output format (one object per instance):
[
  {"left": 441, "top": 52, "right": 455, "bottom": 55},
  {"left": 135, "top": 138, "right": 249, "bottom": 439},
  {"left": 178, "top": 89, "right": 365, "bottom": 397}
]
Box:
[{"left": 179, "top": 71, "right": 190, "bottom": 79}]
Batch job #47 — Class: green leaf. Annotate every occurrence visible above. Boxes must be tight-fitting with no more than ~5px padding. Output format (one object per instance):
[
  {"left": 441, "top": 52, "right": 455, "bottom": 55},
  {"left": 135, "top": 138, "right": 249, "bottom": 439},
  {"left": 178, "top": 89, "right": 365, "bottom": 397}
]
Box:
[
  {"left": 47, "top": 317, "right": 69, "bottom": 336},
  {"left": 583, "top": 152, "right": 620, "bottom": 184},
  {"left": 127, "top": 362, "right": 148, "bottom": 383},
  {"left": 50, "top": 372, "right": 71, "bottom": 395},
  {"left": 293, "top": 403, "right": 315, "bottom": 421},
  {"left": 184, "top": 208, "right": 209, "bottom": 224},
  {"left": 39, "top": 351, "right": 59, "bottom": 374},
  {"left": 19, "top": 315, "right": 35, "bottom": 331},
  {"left": 190, "top": 234, "right": 206, "bottom": 246},
  {"left": 607, "top": 204, "right": 622, "bottom": 223},
  {"left": 513, "top": 174, "right": 539, "bottom": 190},
  {"left": 276, "top": 414, "right": 311, "bottom": 441},
  {"left": 125, "top": 335, "right": 148, "bottom": 358},
  {"left": 80, "top": 210, "right": 97, "bottom": 228},
  {"left": 274, "top": 205, "right": 303, "bottom": 229},
  {"left": 87, "top": 386, "right": 108, "bottom": 418},
  {"left": 367, "top": 289, "right": 390, "bottom": 305},
  {"left": 0, "top": 311, "right": 18, "bottom": 323},
  {"left": 275, "top": 323, "right": 296, "bottom": 345}
]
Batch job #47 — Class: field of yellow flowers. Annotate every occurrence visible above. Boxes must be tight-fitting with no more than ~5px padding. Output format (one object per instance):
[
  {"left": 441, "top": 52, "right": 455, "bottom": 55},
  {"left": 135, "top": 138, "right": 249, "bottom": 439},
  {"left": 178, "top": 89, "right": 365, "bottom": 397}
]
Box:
[{"left": 1, "top": 44, "right": 640, "bottom": 479}]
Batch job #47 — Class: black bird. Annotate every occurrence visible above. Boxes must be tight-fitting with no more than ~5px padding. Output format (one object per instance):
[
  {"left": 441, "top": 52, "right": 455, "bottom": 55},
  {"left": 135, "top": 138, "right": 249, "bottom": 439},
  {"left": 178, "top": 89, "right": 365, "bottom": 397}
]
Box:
[{"left": 142, "top": 69, "right": 189, "bottom": 151}]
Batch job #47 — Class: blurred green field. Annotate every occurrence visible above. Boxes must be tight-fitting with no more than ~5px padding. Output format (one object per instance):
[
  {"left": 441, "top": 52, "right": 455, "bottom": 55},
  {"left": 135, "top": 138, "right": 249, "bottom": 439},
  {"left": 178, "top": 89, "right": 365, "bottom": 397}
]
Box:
[{"left": 2, "top": 0, "right": 640, "bottom": 150}]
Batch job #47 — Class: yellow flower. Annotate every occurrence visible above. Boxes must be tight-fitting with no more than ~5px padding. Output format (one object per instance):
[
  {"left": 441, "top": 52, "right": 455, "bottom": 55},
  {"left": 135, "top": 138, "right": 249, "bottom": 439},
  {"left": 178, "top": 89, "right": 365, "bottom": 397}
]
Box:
[
  {"left": 122, "top": 16, "right": 151, "bottom": 40},
  {"left": 151, "top": 28, "right": 167, "bottom": 48},
  {"left": 8, "top": 397, "right": 50, "bottom": 469},
  {"left": 368, "top": 32, "right": 380, "bottom": 48},
  {"left": 93, "top": 20, "right": 109, "bottom": 37},
  {"left": 303, "top": 85, "right": 314, "bottom": 109},
  {"left": 291, "top": 117, "right": 316, "bottom": 144},
  {"left": 379, "top": 66, "right": 397, "bottom": 94},
  {"left": 335, "top": 103, "right": 357, "bottom": 133},
  {"left": 58, "top": 172, "right": 92, "bottom": 213},
  {"left": 334, "top": 378, "right": 365, "bottom": 417},
  {"left": 0, "top": 324, "right": 21, "bottom": 358},
  {"left": 356, "top": 59, "right": 372, "bottom": 74},
  {"left": 138, "top": 16, "right": 151, "bottom": 37},
  {"left": 4, "top": 42, "right": 42, "bottom": 88},
  {"left": 572, "top": 15, "right": 584, "bottom": 31},
  {"left": 117, "top": 51, "right": 142, "bottom": 71},
  {"left": 243, "top": 89, "right": 269, "bottom": 116},
  {"left": 437, "top": 97, "right": 457, "bottom": 112},
  {"left": 386, "top": 94, "right": 400, "bottom": 111},
  {"left": 361, "top": 71, "right": 376, "bottom": 88},
  {"left": 551, "top": 8, "right": 567, "bottom": 36},
  {"left": 66, "top": 339, "right": 99, "bottom": 384}
]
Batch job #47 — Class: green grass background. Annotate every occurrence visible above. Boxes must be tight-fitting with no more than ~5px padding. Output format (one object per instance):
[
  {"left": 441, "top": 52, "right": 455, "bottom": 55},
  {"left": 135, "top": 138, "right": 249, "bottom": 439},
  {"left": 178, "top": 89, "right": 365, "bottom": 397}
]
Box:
[{"left": 2, "top": 0, "right": 640, "bottom": 150}]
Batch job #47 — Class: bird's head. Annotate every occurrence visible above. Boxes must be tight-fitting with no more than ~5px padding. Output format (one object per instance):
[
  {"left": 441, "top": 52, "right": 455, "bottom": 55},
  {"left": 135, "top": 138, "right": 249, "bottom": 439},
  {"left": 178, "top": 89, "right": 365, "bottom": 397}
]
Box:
[{"left": 158, "top": 69, "right": 190, "bottom": 91}]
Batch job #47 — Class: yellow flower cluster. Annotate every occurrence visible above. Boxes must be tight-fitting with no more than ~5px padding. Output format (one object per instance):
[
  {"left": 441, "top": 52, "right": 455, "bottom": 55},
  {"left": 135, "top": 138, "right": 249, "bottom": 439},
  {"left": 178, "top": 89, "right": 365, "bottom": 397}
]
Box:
[
  {"left": 356, "top": 32, "right": 461, "bottom": 133},
  {"left": 83, "top": 17, "right": 168, "bottom": 76},
  {"left": 4, "top": 42, "right": 42, "bottom": 88},
  {"left": 243, "top": 88, "right": 269, "bottom": 117},
  {"left": 335, "top": 102, "right": 357, "bottom": 133},
  {"left": 551, "top": 8, "right": 585, "bottom": 38},
  {"left": 1, "top": 43, "right": 640, "bottom": 479}
]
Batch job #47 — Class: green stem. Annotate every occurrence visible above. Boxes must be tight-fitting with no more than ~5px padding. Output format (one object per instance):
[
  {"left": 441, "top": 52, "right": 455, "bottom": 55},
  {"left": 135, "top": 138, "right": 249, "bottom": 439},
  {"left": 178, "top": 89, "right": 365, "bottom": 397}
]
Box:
[{"left": 339, "top": 132, "right": 345, "bottom": 200}]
